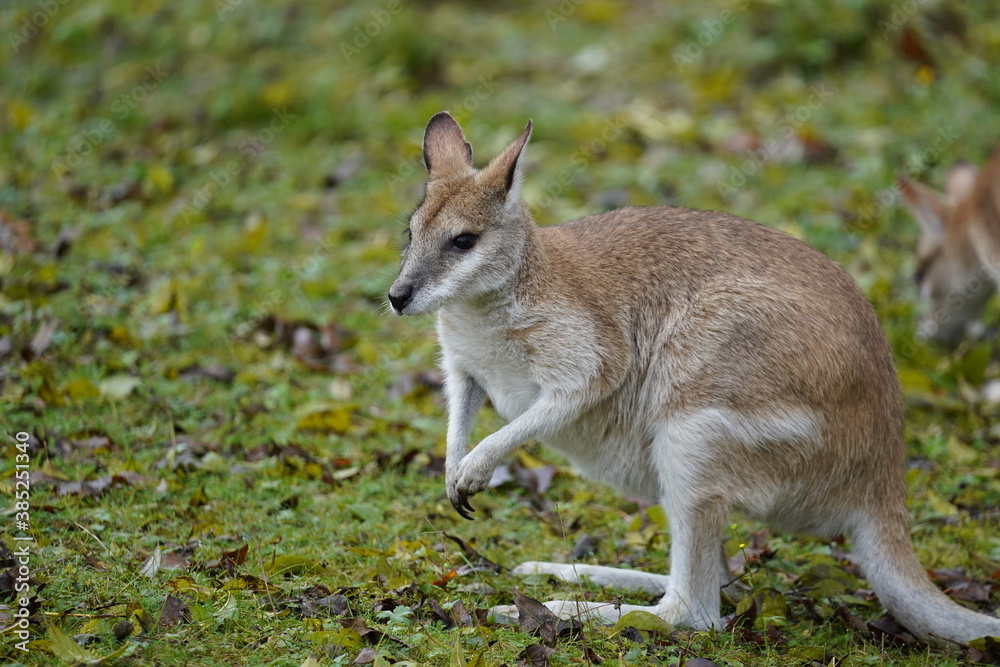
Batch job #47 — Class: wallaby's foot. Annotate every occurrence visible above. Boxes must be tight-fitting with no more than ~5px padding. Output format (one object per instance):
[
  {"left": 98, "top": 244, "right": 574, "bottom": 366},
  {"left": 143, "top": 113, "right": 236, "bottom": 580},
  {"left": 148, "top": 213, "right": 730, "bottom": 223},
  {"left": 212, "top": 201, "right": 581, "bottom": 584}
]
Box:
[
  {"left": 512, "top": 561, "right": 672, "bottom": 595},
  {"left": 489, "top": 599, "right": 660, "bottom": 625}
]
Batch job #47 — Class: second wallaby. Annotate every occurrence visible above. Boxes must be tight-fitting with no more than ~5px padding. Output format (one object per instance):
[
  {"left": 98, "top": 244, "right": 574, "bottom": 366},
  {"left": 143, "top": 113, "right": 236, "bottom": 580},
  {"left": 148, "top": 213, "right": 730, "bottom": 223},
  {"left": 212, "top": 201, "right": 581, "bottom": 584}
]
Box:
[
  {"left": 899, "top": 146, "right": 1000, "bottom": 344},
  {"left": 388, "top": 112, "right": 1000, "bottom": 645}
]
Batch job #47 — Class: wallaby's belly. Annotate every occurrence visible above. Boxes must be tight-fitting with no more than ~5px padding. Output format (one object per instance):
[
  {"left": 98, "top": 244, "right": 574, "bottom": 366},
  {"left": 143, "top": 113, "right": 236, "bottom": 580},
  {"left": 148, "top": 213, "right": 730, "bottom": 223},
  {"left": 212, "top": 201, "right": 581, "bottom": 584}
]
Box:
[{"left": 546, "top": 424, "right": 661, "bottom": 501}]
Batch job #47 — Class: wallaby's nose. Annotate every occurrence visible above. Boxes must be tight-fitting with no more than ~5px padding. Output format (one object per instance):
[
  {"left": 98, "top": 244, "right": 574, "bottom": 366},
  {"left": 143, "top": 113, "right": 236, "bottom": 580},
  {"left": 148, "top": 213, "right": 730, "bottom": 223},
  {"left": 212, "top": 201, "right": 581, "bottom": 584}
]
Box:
[{"left": 388, "top": 285, "right": 413, "bottom": 312}]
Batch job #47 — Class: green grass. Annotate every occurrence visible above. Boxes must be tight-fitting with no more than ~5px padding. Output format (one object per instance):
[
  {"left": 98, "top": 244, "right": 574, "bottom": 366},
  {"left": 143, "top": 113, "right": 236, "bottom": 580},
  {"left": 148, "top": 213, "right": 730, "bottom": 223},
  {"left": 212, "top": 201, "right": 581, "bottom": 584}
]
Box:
[{"left": 2, "top": 0, "right": 1000, "bottom": 664}]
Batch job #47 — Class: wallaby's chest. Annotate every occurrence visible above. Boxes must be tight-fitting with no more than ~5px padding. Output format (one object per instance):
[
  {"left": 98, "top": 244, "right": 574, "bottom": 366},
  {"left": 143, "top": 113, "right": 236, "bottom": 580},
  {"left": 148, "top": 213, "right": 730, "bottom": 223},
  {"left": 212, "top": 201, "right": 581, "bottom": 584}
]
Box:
[{"left": 438, "top": 312, "right": 540, "bottom": 421}]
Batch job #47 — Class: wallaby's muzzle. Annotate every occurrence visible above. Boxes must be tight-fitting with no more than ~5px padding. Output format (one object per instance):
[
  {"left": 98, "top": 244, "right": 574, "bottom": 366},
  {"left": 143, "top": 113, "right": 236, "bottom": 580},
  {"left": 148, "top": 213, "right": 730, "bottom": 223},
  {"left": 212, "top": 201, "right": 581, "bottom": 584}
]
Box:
[{"left": 387, "top": 283, "right": 413, "bottom": 314}]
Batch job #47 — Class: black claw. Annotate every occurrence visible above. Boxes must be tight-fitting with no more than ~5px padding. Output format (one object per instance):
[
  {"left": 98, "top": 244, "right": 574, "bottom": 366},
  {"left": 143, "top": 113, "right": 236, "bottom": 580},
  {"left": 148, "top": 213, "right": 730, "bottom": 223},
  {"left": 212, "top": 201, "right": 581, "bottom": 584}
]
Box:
[{"left": 452, "top": 494, "right": 476, "bottom": 520}]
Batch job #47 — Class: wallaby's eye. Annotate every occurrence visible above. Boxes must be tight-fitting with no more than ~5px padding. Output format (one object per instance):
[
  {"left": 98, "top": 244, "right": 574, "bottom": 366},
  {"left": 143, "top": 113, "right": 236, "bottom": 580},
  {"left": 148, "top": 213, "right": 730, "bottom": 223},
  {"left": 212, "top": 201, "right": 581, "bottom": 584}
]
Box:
[{"left": 452, "top": 233, "right": 477, "bottom": 250}]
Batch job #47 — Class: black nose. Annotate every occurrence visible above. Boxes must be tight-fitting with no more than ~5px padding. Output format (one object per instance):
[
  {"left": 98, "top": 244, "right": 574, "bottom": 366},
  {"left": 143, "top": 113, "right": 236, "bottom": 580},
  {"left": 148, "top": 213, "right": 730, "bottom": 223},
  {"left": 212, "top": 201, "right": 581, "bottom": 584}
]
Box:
[{"left": 388, "top": 285, "right": 413, "bottom": 312}]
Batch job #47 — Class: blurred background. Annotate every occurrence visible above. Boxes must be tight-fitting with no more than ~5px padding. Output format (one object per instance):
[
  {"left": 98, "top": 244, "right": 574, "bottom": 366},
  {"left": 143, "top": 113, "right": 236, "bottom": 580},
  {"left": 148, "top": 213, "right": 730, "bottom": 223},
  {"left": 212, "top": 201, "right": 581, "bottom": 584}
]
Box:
[{"left": 2, "top": 1, "right": 1000, "bottom": 664}]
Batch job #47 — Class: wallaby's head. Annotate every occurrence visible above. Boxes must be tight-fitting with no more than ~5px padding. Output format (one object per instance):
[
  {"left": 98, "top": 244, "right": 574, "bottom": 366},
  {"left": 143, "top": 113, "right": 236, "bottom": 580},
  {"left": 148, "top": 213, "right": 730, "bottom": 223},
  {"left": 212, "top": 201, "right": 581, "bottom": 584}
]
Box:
[
  {"left": 388, "top": 112, "right": 533, "bottom": 315},
  {"left": 899, "top": 162, "right": 994, "bottom": 344}
]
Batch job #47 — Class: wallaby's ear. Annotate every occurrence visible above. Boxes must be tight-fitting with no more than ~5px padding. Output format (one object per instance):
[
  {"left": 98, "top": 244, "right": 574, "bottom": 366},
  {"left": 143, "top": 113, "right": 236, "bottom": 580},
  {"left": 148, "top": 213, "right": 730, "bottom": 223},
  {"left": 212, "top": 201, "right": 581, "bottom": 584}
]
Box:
[
  {"left": 944, "top": 161, "right": 979, "bottom": 204},
  {"left": 898, "top": 176, "right": 948, "bottom": 242},
  {"left": 423, "top": 112, "right": 473, "bottom": 179},
  {"left": 481, "top": 120, "right": 533, "bottom": 200}
]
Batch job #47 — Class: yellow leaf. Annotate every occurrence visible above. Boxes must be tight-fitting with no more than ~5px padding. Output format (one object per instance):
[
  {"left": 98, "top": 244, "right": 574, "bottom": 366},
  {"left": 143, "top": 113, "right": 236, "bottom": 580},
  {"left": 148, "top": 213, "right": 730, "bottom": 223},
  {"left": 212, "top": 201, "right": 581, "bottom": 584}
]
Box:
[
  {"left": 149, "top": 277, "right": 183, "bottom": 316},
  {"left": 39, "top": 376, "right": 66, "bottom": 406},
  {"left": 66, "top": 378, "right": 101, "bottom": 400},
  {"left": 946, "top": 435, "right": 980, "bottom": 466},
  {"left": 610, "top": 610, "right": 672, "bottom": 634},
  {"left": 47, "top": 621, "right": 98, "bottom": 662},
  {"left": 450, "top": 633, "right": 467, "bottom": 667},
  {"left": 263, "top": 81, "right": 293, "bottom": 108},
  {"left": 925, "top": 488, "right": 959, "bottom": 518},
  {"left": 295, "top": 401, "right": 354, "bottom": 434},
  {"left": 7, "top": 99, "right": 34, "bottom": 130},
  {"left": 516, "top": 450, "right": 548, "bottom": 469},
  {"left": 188, "top": 485, "right": 210, "bottom": 507},
  {"left": 266, "top": 554, "right": 326, "bottom": 576},
  {"left": 146, "top": 164, "right": 175, "bottom": 194},
  {"left": 897, "top": 367, "right": 934, "bottom": 396},
  {"left": 579, "top": 0, "right": 621, "bottom": 23},
  {"left": 646, "top": 505, "right": 668, "bottom": 530}
]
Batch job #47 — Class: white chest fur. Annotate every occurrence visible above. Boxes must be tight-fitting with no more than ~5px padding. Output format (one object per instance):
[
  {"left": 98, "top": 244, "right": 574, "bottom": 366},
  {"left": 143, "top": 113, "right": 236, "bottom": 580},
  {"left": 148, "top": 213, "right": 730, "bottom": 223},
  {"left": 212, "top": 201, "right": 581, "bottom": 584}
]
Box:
[{"left": 437, "top": 308, "right": 540, "bottom": 421}]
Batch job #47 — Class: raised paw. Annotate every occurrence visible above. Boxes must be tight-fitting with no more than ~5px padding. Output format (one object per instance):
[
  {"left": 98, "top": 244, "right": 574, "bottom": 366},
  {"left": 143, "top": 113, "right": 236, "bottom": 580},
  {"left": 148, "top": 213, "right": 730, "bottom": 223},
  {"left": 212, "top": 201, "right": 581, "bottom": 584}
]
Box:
[{"left": 446, "top": 457, "right": 494, "bottom": 520}]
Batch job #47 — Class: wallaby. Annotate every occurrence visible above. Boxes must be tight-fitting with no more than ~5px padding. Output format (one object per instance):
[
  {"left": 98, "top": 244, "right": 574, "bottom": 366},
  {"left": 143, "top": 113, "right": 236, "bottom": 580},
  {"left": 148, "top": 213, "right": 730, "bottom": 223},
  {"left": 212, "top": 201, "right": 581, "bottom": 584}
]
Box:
[
  {"left": 899, "top": 146, "right": 1000, "bottom": 344},
  {"left": 388, "top": 112, "right": 1000, "bottom": 645}
]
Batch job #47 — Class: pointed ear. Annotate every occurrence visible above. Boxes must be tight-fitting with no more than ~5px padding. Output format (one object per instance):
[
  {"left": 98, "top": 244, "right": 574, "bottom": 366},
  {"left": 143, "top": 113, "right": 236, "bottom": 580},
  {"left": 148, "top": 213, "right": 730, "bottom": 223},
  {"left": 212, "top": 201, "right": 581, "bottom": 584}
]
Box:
[
  {"left": 898, "top": 176, "right": 948, "bottom": 241},
  {"left": 944, "top": 161, "right": 979, "bottom": 203},
  {"left": 423, "top": 112, "right": 473, "bottom": 179},
  {"left": 481, "top": 120, "right": 533, "bottom": 200}
]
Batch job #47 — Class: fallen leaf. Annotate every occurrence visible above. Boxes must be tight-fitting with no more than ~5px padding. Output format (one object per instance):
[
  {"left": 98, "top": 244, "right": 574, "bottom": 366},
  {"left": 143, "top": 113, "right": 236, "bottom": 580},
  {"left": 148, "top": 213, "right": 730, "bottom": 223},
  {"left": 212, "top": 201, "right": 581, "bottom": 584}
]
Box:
[
  {"left": 47, "top": 620, "right": 135, "bottom": 664},
  {"left": 512, "top": 589, "right": 562, "bottom": 647},
  {"left": 29, "top": 320, "right": 57, "bottom": 359},
  {"left": 612, "top": 610, "right": 671, "bottom": 634},
  {"left": 932, "top": 568, "right": 992, "bottom": 603},
  {"left": 867, "top": 615, "right": 922, "bottom": 647},
  {"left": 158, "top": 595, "right": 191, "bottom": 628},
  {"left": 139, "top": 548, "right": 163, "bottom": 577},
  {"left": 266, "top": 554, "right": 326, "bottom": 576},
  {"left": 570, "top": 534, "right": 599, "bottom": 560},
  {"left": 444, "top": 534, "right": 503, "bottom": 575},
  {"left": 56, "top": 471, "right": 144, "bottom": 497},
  {"left": 202, "top": 544, "right": 248, "bottom": 574},
  {"left": 98, "top": 375, "right": 141, "bottom": 400},
  {"left": 179, "top": 364, "right": 235, "bottom": 383},
  {"left": 516, "top": 644, "right": 555, "bottom": 667},
  {"left": 354, "top": 647, "right": 378, "bottom": 665},
  {"left": 967, "top": 636, "right": 1000, "bottom": 665}
]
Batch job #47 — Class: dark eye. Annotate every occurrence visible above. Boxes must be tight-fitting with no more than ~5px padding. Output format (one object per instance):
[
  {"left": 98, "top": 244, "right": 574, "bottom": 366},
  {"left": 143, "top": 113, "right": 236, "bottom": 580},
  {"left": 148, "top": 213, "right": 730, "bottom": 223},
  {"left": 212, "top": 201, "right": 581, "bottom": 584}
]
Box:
[{"left": 452, "top": 233, "right": 477, "bottom": 250}]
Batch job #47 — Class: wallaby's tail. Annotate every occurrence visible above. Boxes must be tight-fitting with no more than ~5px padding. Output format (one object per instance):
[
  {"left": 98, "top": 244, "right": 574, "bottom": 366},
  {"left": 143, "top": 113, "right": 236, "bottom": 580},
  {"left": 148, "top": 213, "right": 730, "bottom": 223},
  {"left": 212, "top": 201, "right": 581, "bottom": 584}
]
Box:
[{"left": 850, "top": 508, "right": 1000, "bottom": 646}]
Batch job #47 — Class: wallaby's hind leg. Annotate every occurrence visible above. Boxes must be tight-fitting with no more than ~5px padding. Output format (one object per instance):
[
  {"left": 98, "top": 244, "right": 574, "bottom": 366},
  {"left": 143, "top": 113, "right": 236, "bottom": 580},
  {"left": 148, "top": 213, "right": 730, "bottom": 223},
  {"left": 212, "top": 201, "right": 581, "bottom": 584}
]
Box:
[
  {"left": 510, "top": 562, "right": 672, "bottom": 594},
  {"left": 510, "top": 548, "right": 735, "bottom": 596},
  {"left": 650, "top": 500, "right": 729, "bottom": 629},
  {"left": 492, "top": 541, "right": 728, "bottom": 627},
  {"left": 489, "top": 598, "right": 660, "bottom": 624},
  {"left": 494, "top": 538, "right": 732, "bottom": 627}
]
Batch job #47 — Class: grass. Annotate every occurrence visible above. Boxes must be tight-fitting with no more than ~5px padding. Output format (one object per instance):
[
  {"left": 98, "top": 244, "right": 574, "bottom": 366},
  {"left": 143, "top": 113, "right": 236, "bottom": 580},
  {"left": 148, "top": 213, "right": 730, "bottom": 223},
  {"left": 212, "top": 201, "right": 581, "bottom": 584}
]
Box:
[{"left": 2, "top": 0, "right": 1000, "bottom": 664}]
